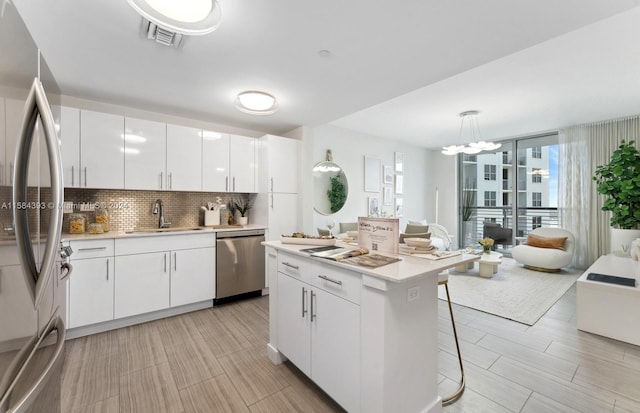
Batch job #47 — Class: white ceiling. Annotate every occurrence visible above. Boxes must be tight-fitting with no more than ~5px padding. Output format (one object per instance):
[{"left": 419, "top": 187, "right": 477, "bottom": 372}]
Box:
[{"left": 11, "top": 0, "right": 640, "bottom": 148}]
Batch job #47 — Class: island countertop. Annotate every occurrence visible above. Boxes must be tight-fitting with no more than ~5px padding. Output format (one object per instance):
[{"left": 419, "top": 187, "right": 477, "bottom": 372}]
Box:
[{"left": 263, "top": 240, "right": 479, "bottom": 283}]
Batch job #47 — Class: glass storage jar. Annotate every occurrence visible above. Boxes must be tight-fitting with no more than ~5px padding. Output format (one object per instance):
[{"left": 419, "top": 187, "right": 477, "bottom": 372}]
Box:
[
  {"left": 69, "top": 213, "right": 86, "bottom": 234},
  {"left": 88, "top": 223, "right": 104, "bottom": 234},
  {"left": 95, "top": 207, "right": 109, "bottom": 232}
]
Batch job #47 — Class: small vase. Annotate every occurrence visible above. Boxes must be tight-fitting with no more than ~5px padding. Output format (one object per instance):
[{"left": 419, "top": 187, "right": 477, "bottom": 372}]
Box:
[
  {"left": 237, "top": 216, "right": 248, "bottom": 226},
  {"left": 482, "top": 246, "right": 491, "bottom": 254}
]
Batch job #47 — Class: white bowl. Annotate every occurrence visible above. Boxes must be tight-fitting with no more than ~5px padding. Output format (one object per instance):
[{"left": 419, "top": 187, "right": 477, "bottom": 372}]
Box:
[{"left": 404, "top": 238, "right": 432, "bottom": 248}]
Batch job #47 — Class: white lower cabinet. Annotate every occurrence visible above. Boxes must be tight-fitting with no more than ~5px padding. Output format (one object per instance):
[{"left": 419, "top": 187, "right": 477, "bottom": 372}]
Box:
[
  {"left": 170, "top": 247, "right": 215, "bottom": 307},
  {"left": 68, "top": 257, "right": 114, "bottom": 328},
  {"left": 277, "top": 266, "right": 360, "bottom": 412},
  {"left": 0, "top": 265, "right": 38, "bottom": 342},
  {"left": 66, "top": 233, "right": 216, "bottom": 329},
  {"left": 115, "top": 252, "right": 171, "bottom": 318}
]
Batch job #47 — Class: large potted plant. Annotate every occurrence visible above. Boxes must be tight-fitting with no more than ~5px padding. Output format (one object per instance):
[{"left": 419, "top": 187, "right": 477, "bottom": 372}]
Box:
[{"left": 593, "top": 140, "right": 640, "bottom": 252}]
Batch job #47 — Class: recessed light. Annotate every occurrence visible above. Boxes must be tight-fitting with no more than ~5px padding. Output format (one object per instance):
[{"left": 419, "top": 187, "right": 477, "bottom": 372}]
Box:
[
  {"left": 318, "top": 49, "right": 332, "bottom": 57},
  {"left": 127, "top": 0, "right": 222, "bottom": 35},
  {"left": 235, "top": 91, "right": 279, "bottom": 116}
]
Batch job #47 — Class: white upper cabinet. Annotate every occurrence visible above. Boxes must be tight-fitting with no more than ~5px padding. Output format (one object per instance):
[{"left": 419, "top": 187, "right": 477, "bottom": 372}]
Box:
[
  {"left": 4, "top": 99, "right": 23, "bottom": 187},
  {"left": 80, "top": 110, "right": 124, "bottom": 189},
  {"left": 166, "top": 124, "right": 202, "bottom": 191},
  {"left": 124, "top": 117, "right": 166, "bottom": 190},
  {"left": 202, "top": 131, "right": 229, "bottom": 192},
  {"left": 203, "top": 132, "right": 256, "bottom": 193},
  {"left": 57, "top": 106, "right": 80, "bottom": 187},
  {"left": 229, "top": 134, "right": 255, "bottom": 193},
  {"left": 260, "top": 135, "right": 299, "bottom": 193}
]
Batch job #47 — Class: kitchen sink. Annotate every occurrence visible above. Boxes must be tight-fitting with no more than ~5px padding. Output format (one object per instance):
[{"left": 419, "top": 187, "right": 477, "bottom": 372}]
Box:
[{"left": 125, "top": 226, "right": 206, "bottom": 234}]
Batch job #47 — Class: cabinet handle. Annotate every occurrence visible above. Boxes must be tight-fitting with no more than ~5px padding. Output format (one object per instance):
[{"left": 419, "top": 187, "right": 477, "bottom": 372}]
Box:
[
  {"left": 106, "top": 259, "right": 109, "bottom": 281},
  {"left": 160, "top": 172, "right": 163, "bottom": 189},
  {"left": 268, "top": 252, "right": 277, "bottom": 258},
  {"left": 78, "top": 247, "right": 107, "bottom": 252},
  {"left": 84, "top": 167, "right": 87, "bottom": 187},
  {"left": 174, "top": 252, "right": 177, "bottom": 271},
  {"left": 164, "top": 253, "right": 167, "bottom": 273},
  {"left": 169, "top": 172, "right": 173, "bottom": 189},
  {"left": 302, "top": 287, "right": 307, "bottom": 317},
  {"left": 270, "top": 193, "right": 273, "bottom": 209},
  {"left": 225, "top": 176, "right": 229, "bottom": 192},
  {"left": 60, "top": 262, "right": 73, "bottom": 281},
  {"left": 310, "top": 291, "right": 316, "bottom": 322},
  {"left": 71, "top": 165, "right": 74, "bottom": 186},
  {"left": 270, "top": 177, "right": 274, "bottom": 192},
  {"left": 282, "top": 262, "right": 299, "bottom": 270},
  {"left": 318, "top": 274, "right": 343, "bottom": 286},
  {"left": 233, "top": 176, "right": 236, "bottom": 191}
]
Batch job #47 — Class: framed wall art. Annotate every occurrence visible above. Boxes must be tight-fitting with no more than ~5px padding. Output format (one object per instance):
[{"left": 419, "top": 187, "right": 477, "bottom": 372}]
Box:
[
  {"left": 383, "top": 165, "right": 393, "bottom": 184},
  {"left": 364, "top": 156, "right": 381, "bottom": 192}
]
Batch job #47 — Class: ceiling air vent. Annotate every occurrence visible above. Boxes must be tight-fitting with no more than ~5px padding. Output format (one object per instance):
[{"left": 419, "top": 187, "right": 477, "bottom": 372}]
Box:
[{"left": 140, "top": 18, "right": 183, "bottom": 48}]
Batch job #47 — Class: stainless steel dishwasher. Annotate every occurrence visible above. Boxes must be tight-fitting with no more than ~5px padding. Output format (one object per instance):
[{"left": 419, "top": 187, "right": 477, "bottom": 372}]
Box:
[{"left": 215, "top": 229, "right": 266, "bottom": 303}]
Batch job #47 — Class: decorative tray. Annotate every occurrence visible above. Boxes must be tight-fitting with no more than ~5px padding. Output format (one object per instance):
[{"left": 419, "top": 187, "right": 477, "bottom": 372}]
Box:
[{"left": 280, "top": 236, "right": 337, "bottom": 246}]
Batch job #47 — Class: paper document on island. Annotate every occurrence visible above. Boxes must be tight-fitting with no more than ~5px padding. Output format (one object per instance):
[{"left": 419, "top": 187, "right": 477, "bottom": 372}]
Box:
[
  {"left": 401, "top": 249, "right": 462, "bottom": 260},
  {"left": 311, "top": 247, "right": 370, "bottom": 261},
  {"left": 343, "top": 253, "right": 401, "bottom": 268}
]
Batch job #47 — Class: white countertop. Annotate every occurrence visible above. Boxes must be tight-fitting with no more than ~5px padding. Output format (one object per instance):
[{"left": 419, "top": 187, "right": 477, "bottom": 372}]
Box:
[
  {"left": 61, "top": 224, "right": 267, "bottom": 241},
  {"left": 263, "top": 241, "right": 479, "bottom": 283}
]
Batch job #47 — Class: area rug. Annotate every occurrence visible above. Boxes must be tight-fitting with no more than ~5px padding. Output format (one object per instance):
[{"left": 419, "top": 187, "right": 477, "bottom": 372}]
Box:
[{"left": 438, "top": 257, "right": 582, "bottom": 325}]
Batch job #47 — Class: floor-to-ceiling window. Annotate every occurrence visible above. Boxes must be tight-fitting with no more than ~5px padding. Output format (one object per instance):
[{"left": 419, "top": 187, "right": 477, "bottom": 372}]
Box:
[{"left": 459, "top": 134, "right": 558, "bottom": 253}]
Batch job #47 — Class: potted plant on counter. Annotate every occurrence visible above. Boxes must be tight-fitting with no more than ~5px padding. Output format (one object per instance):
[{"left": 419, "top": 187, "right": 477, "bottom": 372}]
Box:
[
  {"left": 593, "top": 140, "right": 640, "bottom": 252},
  {"left": 234, "top": 197, "right": 253, "bottom": 226}
]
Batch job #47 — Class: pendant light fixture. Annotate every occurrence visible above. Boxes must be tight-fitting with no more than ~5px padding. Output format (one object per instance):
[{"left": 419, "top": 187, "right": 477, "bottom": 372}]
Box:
[{"left": 442, "top": 110, "right": 501, "bottom": 155}]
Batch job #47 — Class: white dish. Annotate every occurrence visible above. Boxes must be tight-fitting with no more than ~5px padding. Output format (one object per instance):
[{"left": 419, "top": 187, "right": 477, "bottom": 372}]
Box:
[
  {"left": 404, "top": 238, "right": 432, "bottom": 248},
  {"left": 280, "top": 236, "right": 337, "bottom": 246}
]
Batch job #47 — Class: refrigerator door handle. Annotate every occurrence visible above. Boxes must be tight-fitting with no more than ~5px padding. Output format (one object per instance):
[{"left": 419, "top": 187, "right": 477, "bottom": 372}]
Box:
[
  {"left": 0, "top": 313, "right": 65, "bottom": 413},
  {"left": 13, "top": 78, "right": 64, "bottom": 308}
]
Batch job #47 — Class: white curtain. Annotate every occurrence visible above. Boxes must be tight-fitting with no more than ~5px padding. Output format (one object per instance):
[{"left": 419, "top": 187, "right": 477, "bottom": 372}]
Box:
[{"left": 559, "top": 115, "right": 640, "bottom": 269}]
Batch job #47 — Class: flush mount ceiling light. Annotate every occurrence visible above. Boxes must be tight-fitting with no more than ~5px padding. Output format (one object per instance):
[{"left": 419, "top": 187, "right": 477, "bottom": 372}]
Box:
[
  {"left": 235, "top": 91, "right": 279, "bottom": 115},
  {"left": 127, "top": 0, "right": 222, "bottom": 36},
  {"left": 441, "top": 110, "right": 502, "bottom": 155}
]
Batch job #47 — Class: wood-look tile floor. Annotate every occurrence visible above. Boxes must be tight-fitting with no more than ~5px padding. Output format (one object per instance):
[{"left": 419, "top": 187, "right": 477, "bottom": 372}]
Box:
[{"left": 62, "top": 284, "right": 640, "bottom": 412}]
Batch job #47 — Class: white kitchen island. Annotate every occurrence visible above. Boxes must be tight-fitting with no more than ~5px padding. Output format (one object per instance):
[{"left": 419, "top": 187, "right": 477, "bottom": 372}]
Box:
[{"left": 263, "top": 241, "right": 478, "bottom": 413}]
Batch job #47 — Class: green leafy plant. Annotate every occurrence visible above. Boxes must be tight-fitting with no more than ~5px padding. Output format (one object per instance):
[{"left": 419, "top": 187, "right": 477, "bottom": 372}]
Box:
[
  {"left": 327, "top": 172, "right": 347, "bottom": 213},
  {"left": 461, "top": 185, "right": 476, "bottom": 222},
  {"left": 233, "top": 197, "right": 253, "bottom": 217},
  {"left": 593, "top": 140, "right": 640, "bottom": 229}
]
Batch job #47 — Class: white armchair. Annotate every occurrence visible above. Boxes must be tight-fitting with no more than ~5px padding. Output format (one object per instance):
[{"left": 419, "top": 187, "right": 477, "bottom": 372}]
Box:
[{"left": 511, "top": 227, "right": 574, "bottom": 271}]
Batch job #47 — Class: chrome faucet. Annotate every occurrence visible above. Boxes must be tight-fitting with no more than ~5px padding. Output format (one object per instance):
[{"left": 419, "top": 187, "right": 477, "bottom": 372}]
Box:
[{"left": 152, "top": 199, "right": 171, "bottom": 228}]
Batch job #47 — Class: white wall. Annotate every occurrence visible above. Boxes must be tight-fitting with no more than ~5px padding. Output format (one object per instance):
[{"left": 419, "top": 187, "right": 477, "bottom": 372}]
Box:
[
  {"left": 299, "top": 124, "right": 432, "bottom": 234},
  {"left": 429, "top": 150, "right": 459, "bottom": 248}
]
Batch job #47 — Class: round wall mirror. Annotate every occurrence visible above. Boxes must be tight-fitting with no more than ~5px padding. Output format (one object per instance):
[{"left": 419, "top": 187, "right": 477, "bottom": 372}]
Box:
[{"left": 313, "top": 161, "right": 348, "bottom": 215}]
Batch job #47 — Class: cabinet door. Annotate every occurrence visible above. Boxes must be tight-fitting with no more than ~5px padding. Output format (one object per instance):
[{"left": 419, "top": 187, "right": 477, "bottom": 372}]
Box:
[
  {"left": 68, "top": 257, "right": 114, "bottom": 328},
  {"left": 0, "top": 99, "right": 5, "bottom": 186},
  {"left": 58, "top": 106, "right": 81, "bottom": 187},
  {"left": 114, "top": 252, "right": 170, "bottom": 318},
  {"left": 229, "top": 135, "right": 255, "bottom": 193},
  {"left": 0, "top": 265, "right": 37, "bottom": 342},
  {"left": 124, "top": 117, "right": 166, "bottom": 190},
  {"left": 4, "top": 98, "right": 23, "bottom": 186},
  {"left": 311, "top": 288, "right": 361, "bottom": 413},
  {"left": 80, "top": 110, "right": 124, "bottom": 188},
  {"left": 276, "top": 272, "right": 311, "bottom": 375},
  {"left": 202, "top": 132, "right": 229, "bottom": 192},
  {"left": 268, "top": 193, "right": 298, "bottom": 242},
  {"left": 268, "top": 135, "right": 298, "bottom": 193},
  {"left": 170, "top": 247, "right": 215, "bottom": 307},
  {"left": 167, "top": 124, "right": 202, "bottom": 191}
]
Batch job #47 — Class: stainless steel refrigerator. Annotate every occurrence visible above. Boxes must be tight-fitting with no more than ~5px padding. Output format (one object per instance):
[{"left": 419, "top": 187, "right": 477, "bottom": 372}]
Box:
[{"left": 0, "top": 2, "right": 70, "bottom": 412}]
